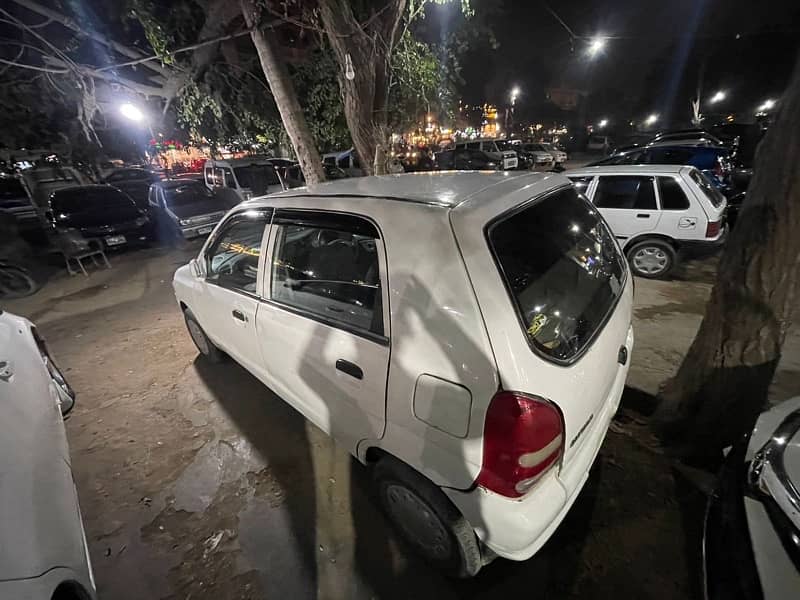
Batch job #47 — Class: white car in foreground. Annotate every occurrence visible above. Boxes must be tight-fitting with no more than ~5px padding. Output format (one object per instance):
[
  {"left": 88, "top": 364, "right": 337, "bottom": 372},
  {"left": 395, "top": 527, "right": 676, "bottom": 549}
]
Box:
[
  {"left": 173, "top": 172, "right": 634, "bottom": 575},
  {"left": 0, "top": 311, "right": 95, "bottom": 599}
]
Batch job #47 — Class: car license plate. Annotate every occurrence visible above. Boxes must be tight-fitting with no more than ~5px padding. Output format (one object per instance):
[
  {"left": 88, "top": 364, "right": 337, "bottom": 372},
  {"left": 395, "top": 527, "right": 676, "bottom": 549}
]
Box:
[
  {"left": 105, "top": 235, "right": 126, "bottom": 246},
  {"left": 197, "top": 226, "right": 213, "bottom": 235}
]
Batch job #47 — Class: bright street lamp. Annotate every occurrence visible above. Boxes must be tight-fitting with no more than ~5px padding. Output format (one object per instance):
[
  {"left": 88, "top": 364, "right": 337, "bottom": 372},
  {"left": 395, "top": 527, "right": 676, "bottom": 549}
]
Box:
[
  {"left": 598, "top": 118, "right": 609, "bottom": 129},
  {"left": 587, "top": 36, "right": 606, "bottom": 58},
  {"left": 645, "top": 113, "right": 659, "bottom": 126},
  {"left": 119, "top": 103, "right": 144, "bottom": 122},
  {"left": 510, "top": 86, "right": 521, "bottom": 105},
  {"left": 758, "top": 98, "right": 776, "bottom": 112},
  {"left": 709, "top": 91, "right": 726, "bottom": 104}
]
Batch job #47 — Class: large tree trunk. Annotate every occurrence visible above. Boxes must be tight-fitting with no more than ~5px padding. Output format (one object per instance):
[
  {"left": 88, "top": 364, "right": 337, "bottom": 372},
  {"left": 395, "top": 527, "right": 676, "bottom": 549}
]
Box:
[
  {"left": 240, "top": 0, "right": 325, "bottom": 185},
  {"left": 655, "top": 53, "right": 800, "bottom": 459},
  {"left": 318, "top": 0, "right": 406, "bottom": 176}
]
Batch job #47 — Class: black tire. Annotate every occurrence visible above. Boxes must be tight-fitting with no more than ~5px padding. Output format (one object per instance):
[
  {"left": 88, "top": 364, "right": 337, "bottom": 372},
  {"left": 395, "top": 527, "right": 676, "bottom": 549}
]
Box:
[
  {"left": 626, "top": 239, "right": 676, "bottom": 279},
  {"left": 0, "top": 264, "right": 38, "bottom": 299},
  {"left": 183, "top": 308, "right": 224, "bottom": 363},
  {"left": 373, "top": 456, "right": 482, "bottom": 578}
]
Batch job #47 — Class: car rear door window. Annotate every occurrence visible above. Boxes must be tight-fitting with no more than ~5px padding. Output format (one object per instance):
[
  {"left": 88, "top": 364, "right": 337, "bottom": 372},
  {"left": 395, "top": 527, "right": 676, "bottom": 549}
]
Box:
[
  {"left": 690, "top": 169, "right": 726, "bottom": 208},
  {"left": 205, "top": 212, "right": 269, "bottom": 294},
  {"left": 488, "top": 187, "right": 626, "bottom": 362},
  {"left": 593, "top": 176, "right": 657, "bottom": 210},
  {"left": 270, "top": 212, "right": 383, "bottom": 336},
  {"left": 657, "top": 177, "right": 690, "bottom": 210}
]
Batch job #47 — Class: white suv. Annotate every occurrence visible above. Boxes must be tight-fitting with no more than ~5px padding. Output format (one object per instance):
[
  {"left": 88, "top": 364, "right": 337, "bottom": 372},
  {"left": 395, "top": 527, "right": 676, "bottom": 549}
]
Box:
[
  {"left": 173, "top": 172, "right": 634, "bottom": 576},
  {"left": 565, "top": 165, "right": 727, "bottom": 278}
]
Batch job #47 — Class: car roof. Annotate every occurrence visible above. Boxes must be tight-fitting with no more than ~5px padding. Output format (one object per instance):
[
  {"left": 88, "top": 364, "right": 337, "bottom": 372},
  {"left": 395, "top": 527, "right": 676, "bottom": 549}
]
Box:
[
  {"left": 564, "top": 165, "right": 689, "bottom": 176},
  {"left": 155, "top": 179, "right": 204, "bottom": 189},
  {"left": 205, "top": 156, "right": 274, "bottom": 166},
  {"left": 239, "top": 171, "right": 556, "bottom": 209},
  {"left": 52, "top": 184, "right": 116, "bottom": 193}
]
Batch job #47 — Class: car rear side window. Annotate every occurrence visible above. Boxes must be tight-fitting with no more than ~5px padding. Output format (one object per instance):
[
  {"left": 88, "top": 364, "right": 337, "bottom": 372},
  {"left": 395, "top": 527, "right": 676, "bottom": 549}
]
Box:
[
  {"left": 657, "top": 177, "right": 690, "bottom": 210},
  {"left": 270, "top": 212, "right": 383, "bottom": 336},
  {"left": 690, "top": 169, "right": 725, "bottom": 208},
  {"left": 594, "top": 176, "right": 656, "bottom": 210},
  {"left": 488, "top": 187, "right": 626, "bottom": 362}
]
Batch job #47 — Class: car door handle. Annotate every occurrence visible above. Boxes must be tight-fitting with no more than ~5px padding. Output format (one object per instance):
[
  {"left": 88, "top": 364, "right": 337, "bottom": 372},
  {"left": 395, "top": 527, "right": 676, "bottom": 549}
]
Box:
[
  {"left": 232, "top": 309, "right": 248, "bottom": 322},
  {"left": 336, "top": 359, "right": 363, "bottom": 380},
  {"left": 636, "top": 213, "right": 651, "bottom": 218}
]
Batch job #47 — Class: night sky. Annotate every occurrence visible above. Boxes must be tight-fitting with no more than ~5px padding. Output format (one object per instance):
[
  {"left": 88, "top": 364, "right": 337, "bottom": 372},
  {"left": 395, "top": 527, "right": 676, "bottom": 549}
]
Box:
[{"left": 423, "top": 0, "right": 800, "bottom": 128}]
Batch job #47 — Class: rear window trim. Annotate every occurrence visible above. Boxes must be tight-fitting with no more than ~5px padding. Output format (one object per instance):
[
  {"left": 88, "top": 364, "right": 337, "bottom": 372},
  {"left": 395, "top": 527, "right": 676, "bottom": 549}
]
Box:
[{"left": 484, "top": 183, "right": 628, "bottom": 367}]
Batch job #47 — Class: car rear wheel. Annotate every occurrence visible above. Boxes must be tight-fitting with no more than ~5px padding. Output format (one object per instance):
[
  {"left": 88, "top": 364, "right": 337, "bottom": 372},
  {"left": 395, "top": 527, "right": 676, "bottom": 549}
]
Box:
[
  {"left": 373, "top": 456, "right": 482, "bottom": 577},
  {"left": 183, "top": 308, "right": 224, "bottom": 363},
  {"left": 626, "top": 239, "right": 676, "bottom": 279}
]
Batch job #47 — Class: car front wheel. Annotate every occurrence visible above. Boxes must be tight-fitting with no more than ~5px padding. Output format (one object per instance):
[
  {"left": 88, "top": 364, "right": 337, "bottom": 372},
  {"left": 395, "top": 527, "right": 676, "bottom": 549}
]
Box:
[
  {"left": 626, "top": 239, "right": 676, "bottom": 279},
  {"left": 183, "top": 308, "right": 224, "bottom": 363},
  {"left": 373, "top": 456, "right": 483, "bottom": 577}
]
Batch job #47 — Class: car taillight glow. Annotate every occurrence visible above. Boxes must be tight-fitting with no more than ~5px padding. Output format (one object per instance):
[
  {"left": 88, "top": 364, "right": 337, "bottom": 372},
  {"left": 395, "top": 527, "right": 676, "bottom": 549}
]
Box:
[
  {"left": 706, "top": 221, "right": 721, "bottom": 238},
  {"left": 477, "top": 391, "right": 565, "bottom": 498}
]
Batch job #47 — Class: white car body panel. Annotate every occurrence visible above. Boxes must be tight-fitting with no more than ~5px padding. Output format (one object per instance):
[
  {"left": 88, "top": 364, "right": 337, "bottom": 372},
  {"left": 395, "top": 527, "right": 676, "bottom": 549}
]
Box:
[
  {"left": 173, "top": 172, "right": 633, "bottom": 559},
  {"left": 0, "top": 312, "right": 95, "bottom": 598}
]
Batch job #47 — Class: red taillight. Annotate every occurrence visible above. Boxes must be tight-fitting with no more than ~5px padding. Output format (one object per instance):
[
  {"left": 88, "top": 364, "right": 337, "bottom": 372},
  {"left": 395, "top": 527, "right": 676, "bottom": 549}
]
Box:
[
  {"left": 706, "top": 220, "right": 721, "bottom": 238},
  {"left": 477, "top": 391, "right": 565, "bottom": 498}
]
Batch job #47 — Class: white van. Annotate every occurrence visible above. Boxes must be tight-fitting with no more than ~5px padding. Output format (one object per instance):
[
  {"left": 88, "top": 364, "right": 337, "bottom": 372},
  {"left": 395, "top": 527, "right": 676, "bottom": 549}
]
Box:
[
  {"left": 203, "top": 157, "right": 286, "bottom": 202},
  {"left": 173, "top": 172, "right": 633, "bottom": 576},
  {"left": 453, "top": 139, "right": 518, "bottom": 170},
  {"left": 565, "top": 165, "right": 727, "bottom": 278}
]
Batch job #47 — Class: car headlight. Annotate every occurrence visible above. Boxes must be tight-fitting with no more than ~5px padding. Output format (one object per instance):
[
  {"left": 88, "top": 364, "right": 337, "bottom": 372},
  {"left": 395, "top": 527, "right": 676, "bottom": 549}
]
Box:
[
  {"left": 486, "top": 162, "right": 498, "bottom": 168},
  {"left": 179, "top": 218, "right": 190, "bottom": 226}
]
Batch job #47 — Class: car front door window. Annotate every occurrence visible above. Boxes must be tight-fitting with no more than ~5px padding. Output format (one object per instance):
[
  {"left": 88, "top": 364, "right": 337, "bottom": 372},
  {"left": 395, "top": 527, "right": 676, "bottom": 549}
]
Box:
[
  {"left": 205, "top": 213, "right": 270, "bottom": 295},
  {"left": 593, "top": 176, "right": 657, "bottom": 210}
]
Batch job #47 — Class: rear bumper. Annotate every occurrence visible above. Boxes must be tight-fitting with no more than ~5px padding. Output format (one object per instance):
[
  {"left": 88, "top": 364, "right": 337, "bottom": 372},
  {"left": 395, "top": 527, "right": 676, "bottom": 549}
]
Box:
[
  {"left": 179, "top": 220, "right": 221, "bottom": 239},
  {"left": 446, "top": 326, "right": 633, "bottom": 561},
  {"left": 680, "top": 228, "right": 728, "bottom": 258}
]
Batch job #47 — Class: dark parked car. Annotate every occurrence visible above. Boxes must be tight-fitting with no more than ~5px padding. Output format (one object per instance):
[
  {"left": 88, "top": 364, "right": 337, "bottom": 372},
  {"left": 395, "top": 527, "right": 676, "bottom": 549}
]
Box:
[
  {"left": 46, "top": 185, "right": 150, "bottom": 248},
  {"left": 435, "top": 148, "right": 500, "bottom": 170},
  {"left": 103, "top": 168, "right": 162, "bottom": 213},
  {"left": 650, "top": 129, "right": 725, "bottom": 147},
  {"left": 588, "top": 145, "right": 733, "bottom": 193},
  {"left": 148, "top": 180, "right": 230, "bottom": 240},
  {"left": 0, "top": 174, "right": 39, "bottom": 234},
  {"left": 281, "top": 163, "right": 348, "bottom": 188}
]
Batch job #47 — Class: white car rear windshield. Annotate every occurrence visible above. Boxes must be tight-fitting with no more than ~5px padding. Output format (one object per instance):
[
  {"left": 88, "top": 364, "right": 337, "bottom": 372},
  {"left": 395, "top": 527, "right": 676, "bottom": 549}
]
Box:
[{"left": 488, "top": 186, "right": 626, "bottom": 362}]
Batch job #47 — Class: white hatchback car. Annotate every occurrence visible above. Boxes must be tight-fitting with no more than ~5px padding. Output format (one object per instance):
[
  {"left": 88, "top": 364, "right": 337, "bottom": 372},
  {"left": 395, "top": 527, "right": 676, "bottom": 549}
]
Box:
[
  {"left": 173, "top": 172, "right": 634, "bottom": 576},
  {"left": 565, "top": 165, "right": 727, "bottom": 278},
  {"left": 0, "top": 311, "right": 96, "bottom": 599}
]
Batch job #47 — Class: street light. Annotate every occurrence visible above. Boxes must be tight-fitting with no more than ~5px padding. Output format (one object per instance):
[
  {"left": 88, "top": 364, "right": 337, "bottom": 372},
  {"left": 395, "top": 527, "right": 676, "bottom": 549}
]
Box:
[
  {"left": 119, "top": 103, "right": 144, "bottom": 122},
  {"left": 598, "top": 118, "right": 609, "bottom": 129},
  {"left": 587, "top": 36, "right": 606, "bottom": 58},
  {"left": 510, "top": 86, "right": 521, "bottom": 105},
  {"left": 709, "top": 91, "right": 726, "bottom": 104},
  {"left": 758, "top": 98, "right": 776, "bottom": 112},
  {"left": 645, "top": 113, "right": 659, "bottom": 126}
]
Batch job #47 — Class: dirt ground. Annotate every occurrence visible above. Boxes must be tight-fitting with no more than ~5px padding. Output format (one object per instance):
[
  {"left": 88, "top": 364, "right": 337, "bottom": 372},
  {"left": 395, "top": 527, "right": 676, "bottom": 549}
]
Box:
[{"left": 5, "top": 243, "right": 800, "bottom": 600}]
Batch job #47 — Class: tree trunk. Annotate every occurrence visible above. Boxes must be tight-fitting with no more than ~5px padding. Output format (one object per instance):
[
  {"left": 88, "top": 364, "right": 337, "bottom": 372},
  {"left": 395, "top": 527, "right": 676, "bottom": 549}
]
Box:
[
  {"left": 240, "top": 0, "right": 325, "bottom": 185},
  {"left": 655, "top": 53, "right": 800, "bottom": 460},
  {"left": 318, "top": 0, "right": 406, "bottom": 176}
]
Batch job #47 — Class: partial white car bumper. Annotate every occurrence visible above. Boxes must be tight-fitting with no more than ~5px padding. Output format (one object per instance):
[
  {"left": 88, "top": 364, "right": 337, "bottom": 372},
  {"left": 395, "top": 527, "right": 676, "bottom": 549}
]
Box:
[{"left": 446, "top": 326, "right": 632, "bottom": 560}]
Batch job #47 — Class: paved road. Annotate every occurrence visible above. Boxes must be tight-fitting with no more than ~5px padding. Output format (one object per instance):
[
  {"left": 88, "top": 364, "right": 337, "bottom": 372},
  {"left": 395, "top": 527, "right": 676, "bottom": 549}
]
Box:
[{"left": 5, "top": 242, "right": 799, "bottom": 599}]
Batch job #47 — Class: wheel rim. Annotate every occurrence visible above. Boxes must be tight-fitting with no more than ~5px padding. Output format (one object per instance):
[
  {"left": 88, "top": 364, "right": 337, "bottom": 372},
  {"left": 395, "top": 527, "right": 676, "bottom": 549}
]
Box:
[
  {"left": 187, "top": 319, "right": 210, "bottom": 355},
  {"left": 632, "top": 246, "right": 669, "bottom": 275},
  {"left": 384, "top": 483, "right": 452, "bottom": 561}
]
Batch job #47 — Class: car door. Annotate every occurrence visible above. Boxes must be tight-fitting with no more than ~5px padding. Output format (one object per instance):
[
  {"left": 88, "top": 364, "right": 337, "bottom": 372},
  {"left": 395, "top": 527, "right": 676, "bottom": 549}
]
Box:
[
  {"left": 256, "top": 209, "right": 390, "bottom": 448},
  {"left": 192, "top": 209, "right": 271, "bottom": 376},
  {"left": 589, "top": 175, "right": 661, "bottom": 245}
]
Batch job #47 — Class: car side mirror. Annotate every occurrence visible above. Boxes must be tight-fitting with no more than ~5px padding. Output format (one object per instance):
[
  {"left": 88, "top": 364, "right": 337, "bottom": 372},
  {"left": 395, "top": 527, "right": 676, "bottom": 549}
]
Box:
[{"left": 189, "top": 258, "right": 203, "bottom": 278}]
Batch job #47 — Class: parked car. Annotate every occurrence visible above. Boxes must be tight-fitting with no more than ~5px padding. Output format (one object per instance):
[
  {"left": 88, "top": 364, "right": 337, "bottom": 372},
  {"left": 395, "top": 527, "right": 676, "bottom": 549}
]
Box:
[
  {"left": 102, "top": 168, "right": 162, "bottom": 213},
  {"left": 587, "top": 145, "right": 733, "bottom": 193},
  {"left": 0, "top": 311, "right": 96, "bottom": 599},
  {"left": 453, "top": 139, "right": 518, "bottom": 170},
  {"left": 518, "top": 143, "right": 555, "bottom": 167},
  {"left": 322, "top": 149, "right": 365, "bottom": 177},
  {"left": 21, "top": 166, "right": 89, "bottom": 211},
  {"left": 148, "top": 179, "right": 231, "bottom": 241},
  {"left": 173, "top": 172, "right": 634, "bottom": 576},
  {"left": 46, "top": 185, "right": 151, "bottom": 249},
  {"left": 704, "top": 396, "right": 800, "bottom": 600},
  {"left": 586, "top": 135, "right": 613, "bottom": 153},
  {"left": 203, "top": 157, "right": 286, "bottom": 202},
  {"left": 649, "top": 129, "right": 725, "bottom": 147},
  {"left": 282, "top": 163, "right": 349, "bottom": 188},
  {"left": 565, "top": 165, "right": 727, "bottom": 278},
  {"left": 539, "top": 142, "right": 568, "bottom": 165},
  {"left": 435, "top": 147, "right": 501, "bottom": 170},
  {"left": 0, "top": 173, "right": 40, "bottom": 235}
]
